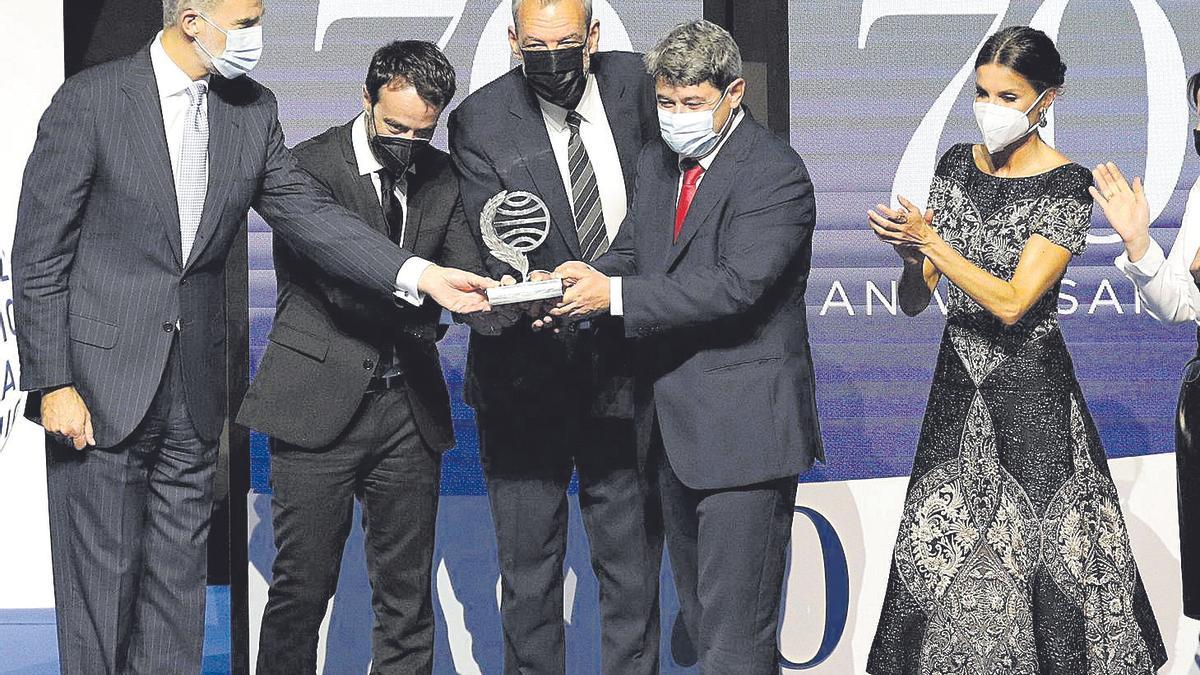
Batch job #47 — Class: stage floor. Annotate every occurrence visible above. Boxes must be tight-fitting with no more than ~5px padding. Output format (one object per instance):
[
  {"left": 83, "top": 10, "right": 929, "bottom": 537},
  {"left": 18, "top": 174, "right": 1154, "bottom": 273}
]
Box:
[{"left": 0, "top": 586, "right": 231, "bottom": 674}]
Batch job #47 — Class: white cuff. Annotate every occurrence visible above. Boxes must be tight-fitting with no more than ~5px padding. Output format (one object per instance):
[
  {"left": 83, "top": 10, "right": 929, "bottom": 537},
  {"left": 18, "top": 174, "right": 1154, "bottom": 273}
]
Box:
[
  {"left": 1114, "top": 239, "right": 1167, "bottom": 279},
  {"left": 610, "top": 277, "right": 623, "bottom": 316},
  {"left": 394, "top": 257, "right": 434, "bottom": 306}
]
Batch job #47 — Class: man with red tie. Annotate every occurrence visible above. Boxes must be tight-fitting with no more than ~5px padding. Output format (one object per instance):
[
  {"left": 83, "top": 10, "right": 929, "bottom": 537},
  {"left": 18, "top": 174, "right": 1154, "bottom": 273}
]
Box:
[{"left": 549, "top": 20, "right": 823, "bottom": 674}]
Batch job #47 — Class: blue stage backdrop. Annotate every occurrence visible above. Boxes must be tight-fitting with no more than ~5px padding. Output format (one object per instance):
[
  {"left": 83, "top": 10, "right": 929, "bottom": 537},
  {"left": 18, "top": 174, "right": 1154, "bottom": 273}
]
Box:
[{"left": 243, "top": 1, "right": 1200, "bottom": 673}]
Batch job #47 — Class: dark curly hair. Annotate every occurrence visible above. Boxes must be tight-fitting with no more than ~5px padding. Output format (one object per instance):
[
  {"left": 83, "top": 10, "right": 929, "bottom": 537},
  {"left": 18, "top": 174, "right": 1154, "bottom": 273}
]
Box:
[
  {"left": 365, "top": 40, "right": 457, "bottom": 109},
  {"left": 976, "top": 26, "right": 1067, "bottom": 94}
]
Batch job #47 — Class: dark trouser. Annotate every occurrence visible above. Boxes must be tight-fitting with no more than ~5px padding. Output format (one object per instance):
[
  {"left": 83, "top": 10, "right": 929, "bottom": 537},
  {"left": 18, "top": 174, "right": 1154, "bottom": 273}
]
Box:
[
  {"left": 47, "top": 343, "right": 217, "bottom": 675},
  {"left": 1179, "top": 329, "right": 1200, "bottom": 619},
  {"left": 257, "top": 387, "right": 441, "bottom": 675},
  {"left": 479, "top": 410, "right": 662, "bottom": 675},
  {"left": 654, "top": 427, "right": 797, "bottom": 675}
]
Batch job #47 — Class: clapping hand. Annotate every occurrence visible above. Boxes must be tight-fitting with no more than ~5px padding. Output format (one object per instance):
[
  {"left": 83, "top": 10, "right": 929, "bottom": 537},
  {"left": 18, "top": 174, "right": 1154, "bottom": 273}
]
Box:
[
  {"left": 868, "top": 196, "right": 936, "bottom": 252},
  {"left": 1089, "top": 162, "right": 1151, "bottom": 261}
]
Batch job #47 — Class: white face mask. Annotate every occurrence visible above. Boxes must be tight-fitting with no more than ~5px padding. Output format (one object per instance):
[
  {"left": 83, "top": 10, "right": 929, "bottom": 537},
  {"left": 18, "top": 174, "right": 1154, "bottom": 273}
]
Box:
[
  {"left": 194, "top": 13, "right": 263, "bottom": 79},
  {"left": 658, "top": 87, "right": 735, "bottom": 158},
  {"left": 973, "top": 89, "right": 1049, "bottom": 154}
]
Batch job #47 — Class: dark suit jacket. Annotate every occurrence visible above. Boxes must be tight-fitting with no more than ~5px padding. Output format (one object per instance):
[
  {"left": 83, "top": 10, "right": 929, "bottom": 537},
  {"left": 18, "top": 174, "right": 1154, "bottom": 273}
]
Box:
[
  {"left": 448, "top": 51, "right": 657, "bottom": 420},
  {"left": 592, "top": 113, "right": 824, "bottom": 490},
  {"left": 13, "top": 46, "right": 410, "bottom": 448},
  {"left": 236, "top": 120, "right": 483, "bottom": 451}
]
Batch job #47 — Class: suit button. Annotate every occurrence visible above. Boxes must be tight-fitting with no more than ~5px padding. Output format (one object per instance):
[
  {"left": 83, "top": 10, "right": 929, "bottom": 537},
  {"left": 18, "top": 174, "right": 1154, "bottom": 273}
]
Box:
[
  {"left": 362, "top": 358, "right": 375, "bottom": 371},
  {"left": 180, "top": 279, "right": 189, "bottom": 287},
  {"left": 163, "top": 322, "right": 175, "bottom": 333}
]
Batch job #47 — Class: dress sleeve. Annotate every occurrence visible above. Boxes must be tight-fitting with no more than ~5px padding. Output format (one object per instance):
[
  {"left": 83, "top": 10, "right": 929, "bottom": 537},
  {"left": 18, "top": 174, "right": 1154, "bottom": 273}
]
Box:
[
  {"left": 926, "top": 144, "right": 967, "bottom": 234},
  {"left": 1031, "top": 167, "right": 1093, "bottom": 256}
]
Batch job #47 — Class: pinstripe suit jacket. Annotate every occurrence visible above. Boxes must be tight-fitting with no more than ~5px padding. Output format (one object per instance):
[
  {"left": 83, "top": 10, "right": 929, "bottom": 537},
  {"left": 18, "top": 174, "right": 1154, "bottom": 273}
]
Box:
[{"left": 13, "top": 45, "right": 411, "bottom": 448}]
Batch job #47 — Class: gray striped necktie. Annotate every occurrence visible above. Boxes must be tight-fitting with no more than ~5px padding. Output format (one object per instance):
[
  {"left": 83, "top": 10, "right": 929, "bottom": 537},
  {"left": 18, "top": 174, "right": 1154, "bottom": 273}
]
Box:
[
  {"left": 566, "top": 110, "right": 609, "bottom": 261},
  {"left": 179, "top": 81, "right": 209, "bottom": 264}
]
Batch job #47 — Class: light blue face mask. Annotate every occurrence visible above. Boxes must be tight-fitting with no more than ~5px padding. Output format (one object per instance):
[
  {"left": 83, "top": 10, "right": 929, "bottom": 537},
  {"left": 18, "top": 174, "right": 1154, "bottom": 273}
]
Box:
[
  {"left": 657, "top": 86, "right": 735, "bottom": 158},
  {"left": 194, "top": 13, "right": 263, "bottom": 79}
]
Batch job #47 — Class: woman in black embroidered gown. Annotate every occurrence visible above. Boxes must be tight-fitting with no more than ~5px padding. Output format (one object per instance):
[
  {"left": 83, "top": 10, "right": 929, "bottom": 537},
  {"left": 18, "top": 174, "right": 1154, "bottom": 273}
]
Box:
[{"left": 864, "top": 26, "right": 1166, "bottom": 674}]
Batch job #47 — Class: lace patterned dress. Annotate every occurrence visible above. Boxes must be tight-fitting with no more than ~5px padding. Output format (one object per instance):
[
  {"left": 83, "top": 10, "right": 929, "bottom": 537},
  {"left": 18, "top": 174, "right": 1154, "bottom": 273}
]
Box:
[{"left": 866, "top": 144, "right": 1167, "bottom": 675}]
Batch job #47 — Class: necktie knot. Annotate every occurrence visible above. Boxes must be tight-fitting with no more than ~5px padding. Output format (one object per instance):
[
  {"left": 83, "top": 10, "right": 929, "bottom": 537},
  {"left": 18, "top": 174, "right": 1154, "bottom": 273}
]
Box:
[
  {"left": 682, "top": 161, "right": 704, "bottom": 187},
  {"left": 186, "top": 81, "right": 208, "bottom": 107},
  {"left": 566, "top": 110, "right": 584, "bottom": 134}
]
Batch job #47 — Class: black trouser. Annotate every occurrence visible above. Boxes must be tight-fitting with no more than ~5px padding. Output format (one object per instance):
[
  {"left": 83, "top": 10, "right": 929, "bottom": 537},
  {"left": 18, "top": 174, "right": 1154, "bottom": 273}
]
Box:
[
  {"left": 653, "top": 425, "right": 797, "bottom": 675},
  {"left": 1179, "top": 328, "right": 1200, "bottom": 619},
  {"left": 47, "top": 341, "right": 217, "bottom": 675},
  {"left": 478, "top": 409, "right": 662, "bottom": 675},
  {"left": 257, "top": 387, "right": 441, "bottom": 675}
]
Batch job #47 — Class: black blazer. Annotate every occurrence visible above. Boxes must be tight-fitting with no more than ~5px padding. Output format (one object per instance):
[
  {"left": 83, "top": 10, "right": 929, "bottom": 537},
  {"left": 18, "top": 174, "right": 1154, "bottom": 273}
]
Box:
[
  {"left": 592, "top": 113, "right": 825, "bottom": 490},
  {"left": 448, "top": 51, "right": 658, "bottom": 419},
  {"left": 236, "top": 120, "right": 484, "bottom": 451},
  {"left": 13, "top": 46, "right": 409, "bottom": 447}
]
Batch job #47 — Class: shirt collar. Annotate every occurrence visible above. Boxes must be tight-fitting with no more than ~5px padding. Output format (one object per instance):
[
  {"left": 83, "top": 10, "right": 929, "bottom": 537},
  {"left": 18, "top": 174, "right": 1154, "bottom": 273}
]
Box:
[
  {"left": 681, "top": 106, "right": 745, "bottom": 172},
  {"left": 149, "top": 31, "right": 208, "bottom": 100},
  {"left": 536, "top": 73, "right": 602, "bottom": 133},
  {"left": 352, "top": 112, "right": 417, "bottom": 178}
]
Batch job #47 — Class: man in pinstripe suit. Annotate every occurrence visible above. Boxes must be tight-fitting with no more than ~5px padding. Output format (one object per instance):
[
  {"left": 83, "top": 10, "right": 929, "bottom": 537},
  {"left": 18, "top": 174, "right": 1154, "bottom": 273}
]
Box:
[{"left": 11, "top": 1, "right": 496, "bottom": 673}]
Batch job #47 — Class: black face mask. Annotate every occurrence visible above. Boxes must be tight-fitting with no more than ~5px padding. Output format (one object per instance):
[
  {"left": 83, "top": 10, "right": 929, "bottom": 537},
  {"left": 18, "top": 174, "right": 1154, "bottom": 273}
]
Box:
[
  {"left": 1193, "top": 129, "right": 1200, "bottom": 157},
  {"left": 522, "top": 46, "right": 588, "bottom": 110},
  {"left": 367, "top": 109, "right": 425, "bottom": 176}
]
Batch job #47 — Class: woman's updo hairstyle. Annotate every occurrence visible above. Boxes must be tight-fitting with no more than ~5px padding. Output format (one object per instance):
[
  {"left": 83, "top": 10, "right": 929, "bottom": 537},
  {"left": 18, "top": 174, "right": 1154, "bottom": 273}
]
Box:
[{"left": 975, "top": 26, "right": 1067, "bottom": 94}]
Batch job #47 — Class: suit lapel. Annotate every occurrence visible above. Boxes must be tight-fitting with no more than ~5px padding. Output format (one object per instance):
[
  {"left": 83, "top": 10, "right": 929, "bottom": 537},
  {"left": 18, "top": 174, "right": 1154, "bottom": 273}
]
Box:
[
  {"left": 594, "top": 55, "right": 643, "bottom": 193},
  {"left": 647, "top": 147, "right": 682, "bottom": 273},
  {"left": 338, "top": 122, "right": 391, "bottom": 237},
  {"left": 403, "top": 167, "right": 430, "bottom": 253},
  {"left": 123, "top": 50, "right": 183, "bottom": 268},
  {"left": 185, "top": 77, "right": 239, "bottom": 270},
  {"left": 663, "top": 116, "right": 755, "bottom": 271},
  {"left": 508, "top": 81, "right": 581, "bottom": 259}
]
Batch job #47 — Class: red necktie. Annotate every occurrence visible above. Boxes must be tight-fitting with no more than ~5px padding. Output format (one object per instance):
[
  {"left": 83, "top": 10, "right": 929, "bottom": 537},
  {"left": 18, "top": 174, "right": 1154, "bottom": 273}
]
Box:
[{"left": 674, "top": 162, "right": 705, "bottom": 242}]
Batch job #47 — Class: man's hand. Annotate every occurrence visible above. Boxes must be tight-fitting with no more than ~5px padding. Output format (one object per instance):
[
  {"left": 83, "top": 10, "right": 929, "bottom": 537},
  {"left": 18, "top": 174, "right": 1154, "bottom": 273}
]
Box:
[
  {"left": 42, "top": 386, "right": 95, "bottom": 451},
  {"left": 458, "top": 275, "right": 524, "bottom": 335},
  {"left": 554, "top": 261, "right": 595, "bottom": 286},
  {"left": 523, "top": 270, "right": 563, "bottom": 323},
  {"left": 550, "top": 262, "right": 611, "bottom": 320},
  {"left": 418, "top": 264, "right": 497, "bottom": 314}
]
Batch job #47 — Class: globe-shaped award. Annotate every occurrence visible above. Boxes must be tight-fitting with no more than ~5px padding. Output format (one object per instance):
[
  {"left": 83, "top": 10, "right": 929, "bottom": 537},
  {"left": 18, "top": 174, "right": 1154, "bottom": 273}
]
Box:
[{"left": 480, "top": 190, "right": 564, "bottom": 305}]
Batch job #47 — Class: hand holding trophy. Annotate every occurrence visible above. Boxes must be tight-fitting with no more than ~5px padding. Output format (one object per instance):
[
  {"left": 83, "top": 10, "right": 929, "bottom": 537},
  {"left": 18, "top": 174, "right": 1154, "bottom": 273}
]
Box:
[{"left": 480, "top": 191, "right": 565, "bottom": 305}]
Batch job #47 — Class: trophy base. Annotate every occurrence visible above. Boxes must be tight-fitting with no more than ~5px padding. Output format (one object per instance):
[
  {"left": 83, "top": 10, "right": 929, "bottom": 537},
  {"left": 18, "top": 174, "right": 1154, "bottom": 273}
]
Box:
[{"left": 486, "top": 279, "right": 564, "bottom": 306}]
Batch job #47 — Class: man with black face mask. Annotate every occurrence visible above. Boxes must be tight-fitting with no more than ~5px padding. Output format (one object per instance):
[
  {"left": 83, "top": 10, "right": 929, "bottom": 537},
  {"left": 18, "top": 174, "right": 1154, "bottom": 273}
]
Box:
[
  {"left": 236, "top": 41, "right": 487, "bottom": 675},
  {"left": 448, "top": 1, "right": 663, "bottom": 673}
]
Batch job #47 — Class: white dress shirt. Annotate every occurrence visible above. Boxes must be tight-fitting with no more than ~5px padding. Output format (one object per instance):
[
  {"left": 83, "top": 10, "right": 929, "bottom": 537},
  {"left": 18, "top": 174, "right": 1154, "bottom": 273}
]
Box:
[
  {"left": 537, "top": 74, "right": 627, "bottom": 244},
  {"left": 149, "top": 34, "right": 429, "bottom": 307},
  {"left": 610, "top": 108, "right": 745, "bottom": 316},
  {"left": 1114, "top": 177, "right": 1200, "bottom": 323}
]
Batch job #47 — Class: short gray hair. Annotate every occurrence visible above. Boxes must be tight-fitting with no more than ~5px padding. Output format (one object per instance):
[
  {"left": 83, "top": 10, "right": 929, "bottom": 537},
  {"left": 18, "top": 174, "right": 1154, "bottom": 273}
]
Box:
[
  {"left": 645, "top": 20, "right": 742, "bottom": 90},
  {"left": 511, "top": 0, "right": 593, "bottom": 29},
  {"left": 162, "top": 0, "right": 220, "bottom": 27}
]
